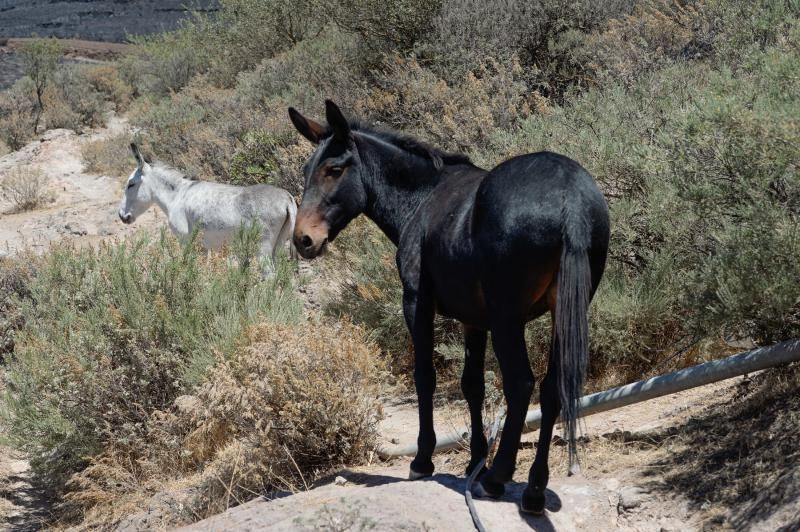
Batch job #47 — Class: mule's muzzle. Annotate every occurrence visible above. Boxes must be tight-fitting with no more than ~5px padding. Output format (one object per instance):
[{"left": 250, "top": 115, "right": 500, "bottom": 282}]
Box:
[
  {"left": 118, "top": 211, "right": 134, "bottom": 224},
  {"left": 293, "top": 211, "right": 329, "bottom": 259},
  {"left": 293, "top": 232, "right": 328, "bottom": 259}
]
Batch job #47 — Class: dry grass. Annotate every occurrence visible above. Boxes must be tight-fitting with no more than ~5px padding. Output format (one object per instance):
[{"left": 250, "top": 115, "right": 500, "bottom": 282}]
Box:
[{"left": 0, "top": 166, "right": 53, "bottom": 212}]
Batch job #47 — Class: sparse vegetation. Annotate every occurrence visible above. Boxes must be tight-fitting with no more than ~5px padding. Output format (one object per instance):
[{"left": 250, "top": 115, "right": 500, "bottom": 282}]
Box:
[
  {"left": 0, "top": 166, "right": 52, "bottom": 212},
  {"left": 0, "top": 0, "right": 798, "bottom": 528}
]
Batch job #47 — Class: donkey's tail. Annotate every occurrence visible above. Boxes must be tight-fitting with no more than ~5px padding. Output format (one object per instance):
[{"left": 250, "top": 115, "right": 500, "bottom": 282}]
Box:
[
  {"left": 279, "top": 194, "right": 298, "bottom": 260},
  {"left": 555, "top": 198, "right": 592, "bottom": 474}
]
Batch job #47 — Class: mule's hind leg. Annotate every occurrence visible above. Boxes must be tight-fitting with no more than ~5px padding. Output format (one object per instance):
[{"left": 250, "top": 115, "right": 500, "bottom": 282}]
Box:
[
  {"left": 476, "top": 320, "right": 534, "bottom": 498},
  {"left": 462, "top": 325, "right": 488, "bottom": 476},
  {"left": 521, "top": 333, "right": 560, "bottom": 514}
]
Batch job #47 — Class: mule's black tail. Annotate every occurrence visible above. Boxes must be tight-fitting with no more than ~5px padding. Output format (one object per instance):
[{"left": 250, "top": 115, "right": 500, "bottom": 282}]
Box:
[{"left": 555, "top": 200, "right": 591, "bottom": 473}]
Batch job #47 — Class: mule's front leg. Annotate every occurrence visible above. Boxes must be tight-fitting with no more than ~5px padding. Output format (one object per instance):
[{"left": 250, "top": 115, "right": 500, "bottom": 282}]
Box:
[
  {"left": 462, "top": 325, "right": 488, "bottom": 476},
  {"left": 403, "top": 283, "right": 436, "bottom": 480}
]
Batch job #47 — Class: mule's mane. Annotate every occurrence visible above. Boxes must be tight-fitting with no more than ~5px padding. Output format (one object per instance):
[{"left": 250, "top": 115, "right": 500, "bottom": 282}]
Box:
[{"left": 326, "top": 121, "right": 472, "bottom": 170}]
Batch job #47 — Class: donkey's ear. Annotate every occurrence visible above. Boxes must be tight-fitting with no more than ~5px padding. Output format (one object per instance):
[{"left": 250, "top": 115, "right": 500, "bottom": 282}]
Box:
[
  {"left": 288, "top": 107, "right": 325, "bottom": 144},
  {"left": 325, "top": 100, "right": 350, "bottom": 141},
  {"left": 130, "top": 143, "right": 145, "bottom": 169}
]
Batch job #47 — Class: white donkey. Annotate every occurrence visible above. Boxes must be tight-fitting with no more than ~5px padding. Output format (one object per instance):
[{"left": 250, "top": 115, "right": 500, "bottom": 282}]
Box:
[{"left": 118, "top": 144, "right": 297, "bottom": 268}]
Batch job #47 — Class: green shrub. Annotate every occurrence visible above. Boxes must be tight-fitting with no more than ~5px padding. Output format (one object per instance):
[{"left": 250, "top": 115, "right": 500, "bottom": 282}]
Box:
[
  {"left": 0, "top": 257, "right": 34, "bottom": 357},
  {"left": 45, "top": 66, "right": 108, "bottom": 131},
  {"left": 120, "top": 28, "right": 209, "bottom": 97},
  {"left": 365, "top": 55, "right": 534, "bottom": 152},
  {"left": 18, "top": 38, "right": 62, "bottom": 131},
  {"left": 421, "top": 0, "right": 633, "bottom": 95},
  {"left": 1, "top": 230, "right": 302, "bottom": 496},
  {"left": 321, "top": 0, "right": 441, "bottom": 53},
  {"left": 236, "top": 26, "right": 370, "bottom": 114},
  {"left": 478, "top": 28, "right": 800, "bottom": 378}
]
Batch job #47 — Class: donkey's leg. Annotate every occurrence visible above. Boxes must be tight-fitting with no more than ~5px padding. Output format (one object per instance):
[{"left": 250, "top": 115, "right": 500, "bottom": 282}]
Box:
[
  {"left": 403, "top": 281, "right": 437, "bottom": 480},
  {"left": 476, "top": 320, "right": 534, "bottom": 498},
  {"left": 258, "top": 235, "right": 277, "bottom": 277},
  {"left": 462, "top": 325, "right": 488, "bottom": 476},
  {"left": 521, "top": 333, "right": 560, "bottom": 514}
]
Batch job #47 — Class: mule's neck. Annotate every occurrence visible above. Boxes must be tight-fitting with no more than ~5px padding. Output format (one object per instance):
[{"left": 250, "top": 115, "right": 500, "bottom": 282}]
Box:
[
  {"left": 357, "top": 136, "right": 446, "bottom": 244},
  {"left": 146, "top": 164, "right": 190, "bottom": 214}
]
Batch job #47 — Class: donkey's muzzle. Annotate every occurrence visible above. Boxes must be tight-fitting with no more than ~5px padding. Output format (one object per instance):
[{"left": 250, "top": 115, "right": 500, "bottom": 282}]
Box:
[{"left": 119, "top": 211, "right": 134, "bottom": 224}]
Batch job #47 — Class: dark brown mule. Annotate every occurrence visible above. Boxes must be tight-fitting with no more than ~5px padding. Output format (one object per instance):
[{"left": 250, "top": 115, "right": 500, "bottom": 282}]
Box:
[{"left": 289, "top": 101, "right": 610, "bottom": 514}]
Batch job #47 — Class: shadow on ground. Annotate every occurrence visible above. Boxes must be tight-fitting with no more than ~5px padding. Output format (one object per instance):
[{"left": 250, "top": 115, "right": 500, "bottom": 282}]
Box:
[{"left": 639, "top": 363, "right": 800, "bottom": 530}]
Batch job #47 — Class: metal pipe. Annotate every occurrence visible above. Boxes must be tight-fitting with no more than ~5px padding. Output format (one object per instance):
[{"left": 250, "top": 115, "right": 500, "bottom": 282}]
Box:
[{"left": 378, "top": 337, "right": 800, "bottom": 458}]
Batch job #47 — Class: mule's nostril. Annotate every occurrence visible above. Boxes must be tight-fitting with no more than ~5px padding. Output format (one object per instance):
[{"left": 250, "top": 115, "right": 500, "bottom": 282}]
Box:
[{"left": 301, "top": 235, "right": 313, "bottom": 248}]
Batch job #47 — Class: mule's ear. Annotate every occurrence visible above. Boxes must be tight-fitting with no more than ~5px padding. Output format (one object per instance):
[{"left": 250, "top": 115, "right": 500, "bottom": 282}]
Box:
[
  {"left": 130, "top": 143, "right": 145, "bottom": 169},
  {"left": 288, "top": 107, "right": 325, "bottom": 144},
  {"left": 325, "top": 100, "right": 351, "bottom": 141}
]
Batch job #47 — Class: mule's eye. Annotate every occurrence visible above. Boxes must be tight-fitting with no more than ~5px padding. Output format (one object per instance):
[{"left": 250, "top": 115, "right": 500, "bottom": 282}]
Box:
[
  {"left": 329, "top": 166, "right": 344, "bottom": 178},
  {"left": 127, "top": 182, "right": 136, "bottom": 189}
]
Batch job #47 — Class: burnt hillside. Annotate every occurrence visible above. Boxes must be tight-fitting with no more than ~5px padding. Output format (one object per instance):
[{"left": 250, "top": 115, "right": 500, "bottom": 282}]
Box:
[{"left": 0, "top": 0, "right": 218, "bottom": 42}]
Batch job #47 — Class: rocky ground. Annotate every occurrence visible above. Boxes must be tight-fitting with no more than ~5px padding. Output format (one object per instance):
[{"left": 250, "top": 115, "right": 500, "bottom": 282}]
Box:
[{"left": 177, "top": 378, "right": 751, "bottom": 532}]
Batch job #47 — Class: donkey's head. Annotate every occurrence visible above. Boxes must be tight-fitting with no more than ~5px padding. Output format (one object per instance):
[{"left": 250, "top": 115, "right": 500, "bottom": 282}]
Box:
[
  {"left": 288, "top": 100, "right": 368, "bottom": 259},
  {"left": 118, "top": 143, "right": 153, "bottom": 224}
]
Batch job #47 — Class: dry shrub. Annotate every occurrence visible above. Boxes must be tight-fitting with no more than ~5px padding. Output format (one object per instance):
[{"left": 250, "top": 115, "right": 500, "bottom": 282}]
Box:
[
  {"left": 578, "top": 0, "right": 710, "bottom": 86},
  {"left": 365, "top": 55, "right": 534, "bottom": 152},
  {"left": 0, "top": 82, "right": 36, "bottom": 151},
  {"left": 81, "top": 133, "right": 135, "bottom": 179},
  {"left": 60, "top": 321, "right": 386, "bottom": 526},
  {"left": 183, "top": 321, "right": 386, "bottom": 515},
  {"left": 79, "top": 64, "right": 134, "bottom": 112},
  {"left": 0, "top": 166, "right": 53, "bottom": 212}
]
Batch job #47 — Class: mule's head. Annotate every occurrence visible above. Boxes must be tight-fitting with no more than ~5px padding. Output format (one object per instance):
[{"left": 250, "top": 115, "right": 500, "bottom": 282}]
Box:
[
  {"left": 288, "top": 100, "right": 368, "bottom": 259},
  {"left": 118, "top": 143, "right": 153, "bottom": 224}
]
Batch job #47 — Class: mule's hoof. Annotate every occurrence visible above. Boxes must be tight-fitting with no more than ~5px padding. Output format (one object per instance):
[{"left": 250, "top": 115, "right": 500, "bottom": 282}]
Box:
[
  {"left": 520, "top": 487, "right": 546, "bottom": 516},
  {"left": 408, "top": 468, "right": 432, "bottom": 481},
  {"left": 473, "top": 476, "right": 504, "bottom": 499},
  {"left": 409, "top": 457, "right": 434, "bottom": 480}
]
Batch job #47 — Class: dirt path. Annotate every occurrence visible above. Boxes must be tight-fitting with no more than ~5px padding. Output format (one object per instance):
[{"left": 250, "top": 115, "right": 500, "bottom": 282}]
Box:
[{"left": 0, "top": 115, "right": 165, "bottom": 257}]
